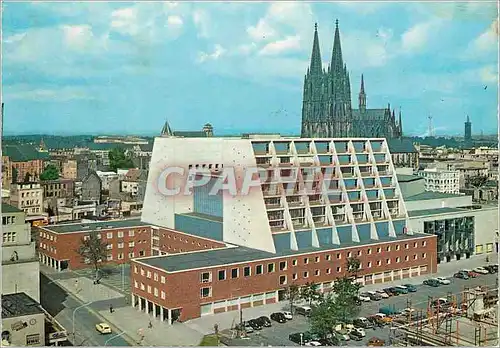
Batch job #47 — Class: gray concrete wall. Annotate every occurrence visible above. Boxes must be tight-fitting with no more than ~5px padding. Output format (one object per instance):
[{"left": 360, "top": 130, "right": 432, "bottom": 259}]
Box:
[
  {"left": 399, "top": 179, "right": 425, "bottom": 198},
  {"left": 405, "top": 195, "right": 473, "bottom": 211},
  {"left": 2, "top": 261, "right": 40, "bottom": 302},
  {"left": 2, "top": 312, "right": 46, "bottom": 346}
]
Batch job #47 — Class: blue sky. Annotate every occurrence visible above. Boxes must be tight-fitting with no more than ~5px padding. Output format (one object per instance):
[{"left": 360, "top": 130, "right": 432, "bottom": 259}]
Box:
[{"left": 2, "top": 1, "right": 498, "bottom": 136}]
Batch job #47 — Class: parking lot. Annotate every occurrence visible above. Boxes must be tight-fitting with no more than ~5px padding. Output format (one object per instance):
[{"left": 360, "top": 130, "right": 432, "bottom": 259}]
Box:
[{"left": 222, "top": 272, "right": 498, "bottom": 346}]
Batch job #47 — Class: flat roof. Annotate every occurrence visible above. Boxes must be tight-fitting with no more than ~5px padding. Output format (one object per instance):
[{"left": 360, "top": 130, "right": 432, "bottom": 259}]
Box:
[
  {"left": 404, "top": 191, "right": 468, "bottom": 201},
  {"left": 408, "top": 207, "right": 468, "bottom": 217},
  {"left": 2, "top": 293, "right": 44, "bottom": 318},
  {"left": 181, "top": 212, "right": 223, "bottom": 223},
  {"left": 397, "top": 174, "right": 423, "bottom": 183},
  {"left": 139, "top": 233, "right": 431, "bottom": 272},
  {"left": 42, "top": 218, "right": 150, "bottom": 234},
  {"left": 2, "top": 203, "right": 23, "bottom": 213}
]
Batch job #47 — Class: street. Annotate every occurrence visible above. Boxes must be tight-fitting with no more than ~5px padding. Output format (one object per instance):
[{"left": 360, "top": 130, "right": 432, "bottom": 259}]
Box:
[{"left": 40, "top": 273, "right": 132, "bottom": 346}]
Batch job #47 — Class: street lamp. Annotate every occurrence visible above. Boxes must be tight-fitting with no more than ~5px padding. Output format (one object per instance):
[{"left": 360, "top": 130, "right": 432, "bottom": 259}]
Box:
[
  {"left": 72, "top": 302, "right": 93, "bottom": 337},
  {"left": 300, "top": 333, "right": 304, "bottom": 346},
  {"left": 104, "top": 331, "right": 127, "bottom": 346}
]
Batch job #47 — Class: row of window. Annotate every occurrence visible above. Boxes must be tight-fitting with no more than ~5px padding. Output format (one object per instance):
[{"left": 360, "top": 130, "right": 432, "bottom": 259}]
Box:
[
  {"left": 106, "top": 241, "right": 136, "bottom": 249},
  {"left": 188, "top": 163, "right": 224, "bottom": 170},
  {"left": 20, "top": 191, "right": 41, "bottom": 198},
  {"left": 200, "top": 253, "right": 428, "bottom": 283},
  {"left": 3, "top": 232, "right": 17, "bottom": 243},
  {"left": 40, "top": 243, "right": 56, "bottom": 253},
  {"left": 134, "top": 281, "right": 166, "bottom": 299},
  {"left": 134, "top": 266, "right": 167, "bottom": 284},
  {"left": 2, "top": 216, "right": 16, "bottom": 225},
  {"left": 155, "top": 231, "right": 215, "bottom": 248},
  {"left": 40, "top": 232, "right": 57, "bottom": 241},
  {"left": 107, "top": 250, "right": 146, "bottom": 260}
]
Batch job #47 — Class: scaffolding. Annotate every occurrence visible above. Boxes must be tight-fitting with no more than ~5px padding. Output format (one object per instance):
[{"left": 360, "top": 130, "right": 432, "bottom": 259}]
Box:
[{"left": 389, "top": 284, "right": 498, "bottom": 346}]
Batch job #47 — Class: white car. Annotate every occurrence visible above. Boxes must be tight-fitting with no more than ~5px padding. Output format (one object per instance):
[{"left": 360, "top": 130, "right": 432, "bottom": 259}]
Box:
[
  {"left": 349, "top": 327, "right": 366, "bottom": 337},
  {"left": 402, "top": 308, "right": 416, "bottom": 314},
  {"left": 358, "top": 294, "right": 371, "bottom": 302},
  {"left": 282, "top": 311, "right": 293, "bottom": 320},
  {"left": 305, "top": 341, "right": 322, "bottom": 346},
  {"left": 473, "top": 267, "right": 489, "bottom": 275},
  {"left": 376, "top": 290, "right": 390, "bottom": 298},
  {"left": 95, "top": 323, "right": 112, "bottom": 334},
  {"left": 435, "top": 277, "right": 451, "bottom": 285}
]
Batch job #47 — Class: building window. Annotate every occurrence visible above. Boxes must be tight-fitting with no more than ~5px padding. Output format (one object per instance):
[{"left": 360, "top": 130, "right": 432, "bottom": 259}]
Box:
[
  {"left": 396, "top": 245, "right": 400, "bottom": 251},
  {"left": 128, "top": 241, "right": 135, "bottom": 247},
  {"left": 396, "top": 257, "right": 400, "bottom": 263},
  {"left": 106, "top": 244, "right": 113, "bottom": 250},
  {"left": 268, "top": 263, "right": 275, "bottom": 272},
  {"left": 154, "top": 273, "right": 158, "bottom": 281},
  {"left": 336, "top": 267, "right": 341, "bottom": 272},
  {"left": 107, "top": 255, "right": 113, "bottom": 261},
  {"left": 367, "top": 248, "right": 372, "bottom": 255},
  {"left": 231, "top": 268, "right": 239, "bottom": 279},
  {"left": 107, "top": 232, "right": 113, "bottom": 239},
  {"left": 315, "top": 256, "right": 320, "bottom": 263},
  {"left": 154, "top": 288, "right": 159, "bottom": 297},
  {"left": 304, "top": 258, "right": 309, "bottom": 265},
  {"left": 140, "top": 283, "right": 145, "bottom": 290},
  {"left": 386, "top": 246, "right": 391, "bottom": 252},
  {"left": 357, "top": 250, "right": 362, "bottom": 256},
  {"left": 326, "top": 268, "right": 331, "bottom": 274},
  {"left": 161, "top": 276, "right": 166, "bottom": 284},
  {"left": 347, "top": 252, "right": 352, "bottom": 258},
  {"left": 413, "top": 242, "right": 418, "bottom": 248},
  {"left": 405, "top": 255, "right": 409, "bottom": 261},
  {"left": 200, "top": 287, "right": 212, "bottom": 298},
  {"left": 243, "top": 266, "right": 251, "bottom": 277},
  {"left": 256, "top": 265, "right": 263, "bottom": 275},
  {"left": 161, "top": 291, "right": 166, "bottom": 299},
  {"left": 118, "top": 253, "right": 124, "bottom": 260},
  {"left": 368, "top": 262, "right": 372, "bottom": 268},
  {"left": 336, "top": 253, "right": 342, "bottom": 259},
  {"left": 413, "top": 254, "right": 418, "bottom": 260},
  {"left": 292, "top": 273, "right": 298, "bottom": 280},
  {"left": 134, "top": 266, "right": 138, "bottom": 273},
  {"left": 377, "top": 260, "right": 381, "bottom": 266},
  {"left": 279, "top": 275, "right": 287, "bottom": 285},
  {"left": 134, "top": 281, "right": 138, "bottom": 288},
  {"left": 279, "top": 261, "right": 287, "bottom": 271},
  {"left": 422, "top": 253, "right": 426, "bottom": 259},
  {"left": 422, "top": 241, "right": 427, "bottom": 247},
  {"left": 377, "top": 247, "right": 381, "bottom": 253},
  {"left": 118, "top": 242, "right": 124, "bottom": 249},
  {"left": 292, "top": 259, "right": 298, "bottom": 266},
  {"left": 147, "top": 285, "right": 151, "bottom": 293},
  {"left": 201, "top": 272, "right": 212, "bottom": 283},
  {"left": 303, "top": 271, "right": 309, "bottom": 278},
  {"left": 129, "top": 230, "right": 135, "bottom": 237},
  {"left": 118, "top": 231, "right": 124, "bottom": 238},
  {"left": 315, "top": 269, "right": 320, "bottom": 276},
  {"left": 218, "top": 270, "right": 226, "bottom": 280},
  {"left": 26, "top": 334, "right": 40, "bottom": 346},
  {"left": 405, "top": 243, "right": 409, "bottom": 249},
  {"left": 147, "top": 271, "right": 151, "bottom": 278},
  {"left": 325, "top": 254, "right": 331, "bottom": 261},
  {"left": 386, "top": 259, "right": 391, "bottom": 265},
  {"left": 140, "top": 268, "right": 145, "bottom": 276},
  {"left": 128, "top": 252, "right": 134, "bottom": 258},
  {"left": 139, "top": 250, "right": 145, "bottom": 256}
]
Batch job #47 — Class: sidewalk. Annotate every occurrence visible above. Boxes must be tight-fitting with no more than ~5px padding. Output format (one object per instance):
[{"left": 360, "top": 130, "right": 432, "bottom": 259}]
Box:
[{"left": 47, "top": 272, "right": 203, "bottom": 346}]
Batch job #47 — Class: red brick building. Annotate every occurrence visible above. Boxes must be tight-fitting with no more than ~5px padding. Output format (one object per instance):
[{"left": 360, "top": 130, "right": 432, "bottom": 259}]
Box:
[
  {"left": 130, "top": 233, "right": 437, "bottom": 323},
  {"left": 37, "top": 219, "right": 225, "bottom": 271}
]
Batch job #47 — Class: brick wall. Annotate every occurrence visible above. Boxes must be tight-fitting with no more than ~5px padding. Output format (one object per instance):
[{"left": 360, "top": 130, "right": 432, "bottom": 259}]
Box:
[{"left": 155, "top": 227, "right": 225, "bottom": 254}]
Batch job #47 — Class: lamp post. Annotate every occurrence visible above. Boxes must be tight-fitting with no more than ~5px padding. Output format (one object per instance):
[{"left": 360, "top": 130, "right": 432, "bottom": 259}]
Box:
[
  {"left": 300, "top": 333, "right": 304, "bottom": 346},
  {"left": 72, "top": 302, "right": 93, "bottom": 337},
  {"left": 121, "top": 263, "right": 125, "bottom": 291},
  {"left": 104, "top": 331, "right": 127, "bottom": 346}
]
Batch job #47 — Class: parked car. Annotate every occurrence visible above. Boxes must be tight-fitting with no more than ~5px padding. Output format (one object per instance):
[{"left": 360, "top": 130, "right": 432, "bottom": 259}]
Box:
[
  {"left": 390, "top": 286, "right": 407, "bottom": 295},
  {"left": 305, "top": 341, "right": 322, "bottom": 346},
  {"left": 474, "top": 267, "right": 490, "bottom": 275},
  {"left": 384, "top": 287, "right": 400, "bottom": 296},
  {"left": 376, "top": 290, "right": 390, "bottom": 298},
  {"left": 349, "top": 327, "right": 366, "bottom": 337},
  {"left": 462, "top": 269, "right": 479, "bottom": 278},
  {"left": 354, "top": 317, "right": 374, "bottom": 329},
  {"left": 423, "top": 279, "right": 441, "bottom": 287},
  {"left": 431, "top": 298, "right": 451, "bottom": 309},
  {"left": 319, "top": 337, "right": 339, "bottom": 346},
  {"left": 374, "top": 313, "right": 392, "bottom": 324},
  {"left": 242, "top": 322, "right": 254, "bottom": 333},
  {"left": 366, "top": 291, "right": 383, "bottom": 301},
  {"left": 248, "top": 319, "right": 262, "bottom": 330},
  {"left": 349, "top": 332, "right": 363, "bottom": 341},
  {"left": 295, "top": 305, "right": 312, "bottom": 317},
  {"left": 379, "top": 306, "right": 402, "bottom": 316},
  {"left": 484, "top": 265, "right": 498, "bottom": 273},
  {"left": 270, "top": 312, "right": 287, "bottom": 323},
  {"left": 95, "top": 323, "right": 112, "bottom": 334},
  {"left": 402, "top": 284, "right": 417, "bottom": 292},
  {"left": 282, "top": 311, "right": 293, "bottom": 320},
  {"left": 336, "top": 332, "right": 350, "bottom": 341},
  {"left": 358, "top": 293, "right": 371, "bottom": 302},
  {"left": 368, "top": 337, "right": 386, "bottom": 346},
  {"left": 435, "top": 277, "right": 451, "bottom": 285},
  {"left": 454, "top": 272, "right": 469, "bottom": 279},
  {"left": 256, "top": 316, "right": 271, "bottom": 327},
  {"left": 382, "top": 288, "right": 395, "bottom": 296}
]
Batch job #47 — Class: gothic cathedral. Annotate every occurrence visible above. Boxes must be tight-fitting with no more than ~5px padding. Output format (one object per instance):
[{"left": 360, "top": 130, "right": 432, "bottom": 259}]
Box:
[{"left": 301, "top": 21, "right": 403, "bottom": 139}]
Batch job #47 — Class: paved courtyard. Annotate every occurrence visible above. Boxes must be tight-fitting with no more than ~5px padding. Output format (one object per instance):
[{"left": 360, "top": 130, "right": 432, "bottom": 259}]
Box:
[{"left": 73, "top": 264, "right": 131, "bottom": 295}]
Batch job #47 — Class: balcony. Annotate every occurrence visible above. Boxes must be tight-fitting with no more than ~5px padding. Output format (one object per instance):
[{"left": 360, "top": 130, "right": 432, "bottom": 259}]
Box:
[
  {"left": 274, "top": 143, "right": 291, "bottom": 155},
  {"left": 314, "top": 142, "right": 330, "bottom": 154},
  {"left": 295, "top": 143, "right": 310, "bottom": 154}
]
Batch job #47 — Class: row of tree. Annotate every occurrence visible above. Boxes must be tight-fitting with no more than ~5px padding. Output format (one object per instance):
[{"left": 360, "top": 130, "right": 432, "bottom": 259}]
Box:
[{"left": 285, "top": 257, "right": 363, "bottom": 340}]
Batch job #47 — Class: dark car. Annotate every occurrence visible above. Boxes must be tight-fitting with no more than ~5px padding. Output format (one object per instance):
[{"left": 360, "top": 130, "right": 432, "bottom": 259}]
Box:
[
  {"left": 423, "top": 279, "right": 441, "bottom": 287},
  {"left": 247, "top": 319, "right": 262, "bottom": 330},
  {"left": 454, "top": 272, "right": 469, "bottom": 279},
  {"left": 391, "top": 286, "right": 408, "bottom": 295},
  {"left": 319, "top": 337, "right": 340, "bottom": 346},
  {"left": 289, "top": 332, "right": 313, "bottom": 345},
  {"left": 403, "top": 284, "right": 417, "bottom": 292},
  {"left": 270, "top": 312, "right": 287, "bottom": 323},
  {"left": 256, "top": 316, "right": 271, "bottom": 327},
  {"left": 349, "top": 332, "right": 363, "bottom": 341},
  {"left": 384, "top": 287, "right": 399, "bottom": 296},
  {"left": 485, "top": 265, "right": 498, "bottom": 274},
  {"left": 353, "top": 317, "right": 374, "bottom": 329},
  {"left": 366, "top": 292, "right": 383, "bottom": 301}
]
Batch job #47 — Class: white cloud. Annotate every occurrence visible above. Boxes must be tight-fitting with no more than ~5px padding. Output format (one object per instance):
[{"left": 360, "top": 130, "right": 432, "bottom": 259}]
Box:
[
  {"left": 247, "top": 19, "right": 277, "bottom": 42},
  {"left": 341, "top": 28, "right": 394, "bottom": 69},
  {"left": 61, "top": 25, "right": 94, "bottom": 50},
  {"left": 197, "top": 44, "right": 226, "bottom": 63},
  {"left": 110, "top": 7, "right": 139, "bottom": 36},
  {"left": 259, "top": 35, "right": 301, "bottom": 56},
  {"left": 192, "top": 9, "right": 211, "bottom": 38},
  {"left": 401, "top": 21, "right": 439, "bottom": 53},
  {"left": 471, "top": 19, "right": 498, "bottom": 53},
  {"left": 238, "top": 42, "right": 257, "bottom": 55},
  {"left": 479, "top": 65, "right": 498, "bottom": 84},
  {"left": 4, "top": 85, "right": 98, "bottom": 102}
]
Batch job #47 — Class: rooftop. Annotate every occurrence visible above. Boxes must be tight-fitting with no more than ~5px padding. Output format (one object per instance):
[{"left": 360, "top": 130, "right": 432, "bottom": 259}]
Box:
[
  {"left": 397, "top": 174, "right": 423, "bottom": 183},
  {"left": 2, "top": 144, "right": 50, "bottom": 162},
  {"left": 403, "top": 191, "right": 467, "bottom": 201},
  {"left": 2, "top": 203, "right": 23, "bottom": 213},
  {"left": 42, "top": 218, "right": 150, "bottom": 234},
  {"left": 139, "top": 233, "right": 431, "bottom": 272},
  {"left": 408, "top": 207, "right": 468, "bottom": 218},
  {"left": 2, "top": 293, "right": 44, "bottom": 318}
]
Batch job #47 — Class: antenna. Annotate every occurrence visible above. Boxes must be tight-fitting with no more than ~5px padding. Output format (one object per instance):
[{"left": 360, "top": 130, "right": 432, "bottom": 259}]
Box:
[{"left": 427, "top": 114, "right": 434, "bottom": 137}]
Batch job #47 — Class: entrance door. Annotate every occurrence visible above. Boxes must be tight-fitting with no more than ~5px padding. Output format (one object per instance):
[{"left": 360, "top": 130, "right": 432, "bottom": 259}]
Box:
[{"left": 278, "top": 290, "right": 286, "bottom": 301}]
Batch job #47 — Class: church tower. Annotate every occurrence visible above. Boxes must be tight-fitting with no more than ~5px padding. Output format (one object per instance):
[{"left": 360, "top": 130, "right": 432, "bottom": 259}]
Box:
[
  {"left": 464, "top": 115, "right": 472, "bottom": 147},
  {"left": 358, "top": 74, "right": 366, "bottom": 113}
]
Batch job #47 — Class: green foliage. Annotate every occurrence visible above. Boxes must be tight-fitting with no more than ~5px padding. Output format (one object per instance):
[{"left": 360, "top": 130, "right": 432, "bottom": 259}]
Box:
[
  {"left": 285, "top": 284, "right": 300, "bottom": 313},
  {"left": 330, "top": 276, "right": 362, "bottom": 322},
  {"left": 301, "top": 282, "right": 321, "bottom": 306},
  {"left": 40, "top": 164, "right": 59, "bottom": 181},
  {"left": 108, "top": 147, "right": 134, "bottom": 172},
  {"left": 466, "top": 175, "right": 488, "bottom": 188},
  {"left": 199, "top": 335, "right": 218, "bottom": 346},
  {"left": 11, "top": 168, "right": 18, "bottom": 184},
  {"left": 310, "top": 294, "right": 338, "bottom": 339},
  {"left": 346, "top": 257, "right": 361, "bottom": 276},
  {"left": 76, "top": 230, "right": 109, "bottom": 272}
]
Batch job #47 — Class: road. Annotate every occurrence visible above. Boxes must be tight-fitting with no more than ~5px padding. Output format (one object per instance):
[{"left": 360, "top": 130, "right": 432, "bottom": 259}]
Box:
[
  {"left": 40, "top": 274, "right": 132, "bottom": 346},
  {"left": 224, "top": 273, "right": 498, "bottom": 346}
]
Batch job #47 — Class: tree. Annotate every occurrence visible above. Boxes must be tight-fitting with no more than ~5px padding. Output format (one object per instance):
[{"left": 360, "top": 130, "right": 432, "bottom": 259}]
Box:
[
  {"left": 11, "top": 168, "right": 18, "bottom": 184},
  {"left": 108, "top": 147, "right": 134, "bottom": 172},
  {"left": 24, "top": 172, "right": 32, "bottom": 182},
  {"left": 328, "top": 257, "right": 363, "bottom": 322},
  {"left": 310, "top": 294, "right": 338, "bottom": 339},
  {"left": 346, "top": 257, "right": 361, "bottom": 280},
  {"left": 285, "top": 284, "right": 300, "bottom": 314},
  {"left": 466, "top": 175, "right": 488, "bottom": 188},
  {"left": 76, "top": 230, "right": 109, "bottom": 278},
  {"left": 301, "top": 282, "right": 321, "bottom": 306},
  {"left": 40, "top": 164, "right": 59, "bottom": 181}
]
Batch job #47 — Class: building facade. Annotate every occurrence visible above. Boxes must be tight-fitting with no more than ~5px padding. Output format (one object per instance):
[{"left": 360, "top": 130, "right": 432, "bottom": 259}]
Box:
[
  {"left": 2, "top": 155, "right": 12, "bottom": 190},
  {"left": 300, "top": 22, "right": 402, "bottom": 139},
  {"left": 80, "top": 171, "right": 102, "bottom": 203},
  {"left": 9, "top": 183, "right": 44, "bottom": 216},
  {"left": 417, "top": 168, "right": 460, "bottom": 194},
  {"left": 61, "top": 159, "right": 77, "bottom": 180},
  {"left": 2, "top": 204, "right": 40, "bottom": 302}
]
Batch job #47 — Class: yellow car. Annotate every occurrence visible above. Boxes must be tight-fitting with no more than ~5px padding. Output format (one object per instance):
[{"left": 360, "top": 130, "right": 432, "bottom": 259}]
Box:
[{"left": 95, "top": 323, "right": 112, "bottom": 334}]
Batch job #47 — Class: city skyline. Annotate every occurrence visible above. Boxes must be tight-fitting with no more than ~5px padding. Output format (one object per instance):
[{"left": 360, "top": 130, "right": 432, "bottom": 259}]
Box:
[{"left": 2, "top": 1, "right": 498, "bottom": 136}]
